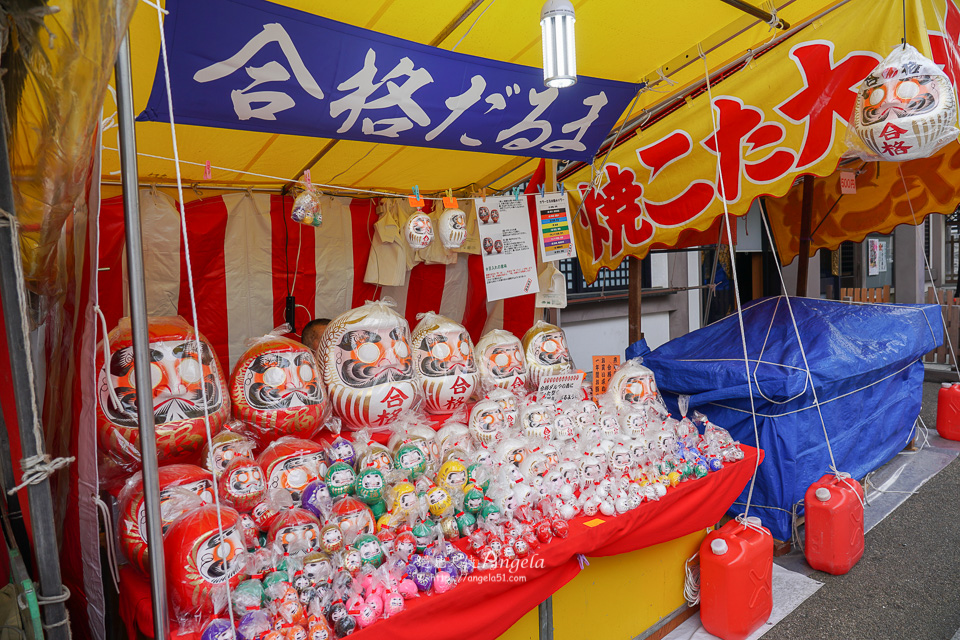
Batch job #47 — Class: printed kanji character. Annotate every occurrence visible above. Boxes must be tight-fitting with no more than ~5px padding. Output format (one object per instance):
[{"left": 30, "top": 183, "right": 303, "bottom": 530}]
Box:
[
  {"left": 881, "top": 140, "right": 912, "bottom": 155},
  {"left": 700, "top": 98, "right": 796, "bottom": 203},
  {"left": 496, "top": 87, "right": 558, "bottom": 150},
  {"left": 776, "top": 42, "right": 881, "bottom": 169},
  {"left": 879, "top": 122, "right": 907, "bottom": 140},
  {"left": 542, "top": 92, "right": 609, "bottom": 153},
  {"left": 374, "top": 408, "right": 402, "bottom": 426},
  {"left": 383, "top": 386, "right": 410, "bottom": 410},
  {"left": 330, "top": 48, "right": 433, "bottom": 137},
  {"left": 636, "top": 130, "right": 715, "bottom": 225},
  {"left": 193, "top": 23, "right": 324, "bottom": 121},
  {"left": 450, "top": 376, "right": 471, "bottom": 395},
  {"left": 445, "top": 396, "right": 466, "bottom": 411},
  {"left": 425, "top": 75, "right": 486, "bottom": 145},
  {"left": 578, "top": 164, "right": 652, "bottom": 259}
]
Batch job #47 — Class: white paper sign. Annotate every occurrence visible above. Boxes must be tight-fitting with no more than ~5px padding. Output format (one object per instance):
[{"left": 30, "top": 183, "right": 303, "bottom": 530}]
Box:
[
  {"left": 475, "top": 195, "right": 540, "bottom": 301},
  {"left": 537, "top": 371, "right": 585, "bottom": 402},
  {"left": 536, "top": 193, "right": 577, "bottom": 261},
  {"left": 868, "top": 238, "right": 880, "bottom": 275}
]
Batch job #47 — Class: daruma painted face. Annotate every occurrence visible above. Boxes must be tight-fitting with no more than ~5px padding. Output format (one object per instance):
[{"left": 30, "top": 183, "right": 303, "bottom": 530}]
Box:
[
  {"left": 96, "top": 316, "right": 230, "bottom": 475},
  {"left": 230, "top": 336, "right": 329, "bottom": 444},
  {"left": 474, "top": 330, "right": 527, "bottom": 393},
  {"left": 608, "top": 361, "right": 659, "bottom": 412},
  {"left": 522, "top": 322, "right": 573, "bottom": 390},
  {"left": 847, "top": 44, "right": 959, "bottom": 162},
  {"left": 318, "top": 302, "right": 420, "bottom": 431},
  {"left": 411, "top": 313, "right": 479, "bottom": 414}
]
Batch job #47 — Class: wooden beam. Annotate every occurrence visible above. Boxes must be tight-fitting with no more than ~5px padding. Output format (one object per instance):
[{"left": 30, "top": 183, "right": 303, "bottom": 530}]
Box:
[
  {"left": 751, "top": 253, "right": 763, "bottom": 300},
  {"left": 629, "top": 257, "right": 644, "bottom": 343},
  {"left": 796, "top": 174, "right": 814, "bottom": 297}
]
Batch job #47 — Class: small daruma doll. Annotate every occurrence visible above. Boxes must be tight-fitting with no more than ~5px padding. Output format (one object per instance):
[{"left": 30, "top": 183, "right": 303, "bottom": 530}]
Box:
[
  {"left": 474, "top": 330, "right": 527, "bottom": 394},
  {"left": 411, "top": 313, "right": 480, "bottom": 414},
  {"left": 405, "top": 212, "right": 434, "bottom": 250},
  {"left": 164, "top": 504, "right": 246, "bottom": 624},
  {"left": 847, "top": 44, "right": 959, "bottom": 162},
  {"left": 318, "top": 302, "right": 420, "bottom": 431},
  {"left": 522, "top": 322, "right": 573, "bottom": 390},
  {"left": 438, "top": 208, "right": 467, "bottom": 249},
  {"left": 230, "top": 335, "right": 329, "bottom": 444},
  {"left": 96, "top": 317, "right": 230, "bottom": 475},
  {"left": 608, "top": 360, "right": 660, "bottom": 412}
]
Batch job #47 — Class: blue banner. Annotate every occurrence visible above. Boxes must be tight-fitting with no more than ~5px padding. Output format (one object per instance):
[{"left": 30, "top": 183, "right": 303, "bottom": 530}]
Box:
[{"left": 138, "top": 0, "right": 639, "bottom": 162}]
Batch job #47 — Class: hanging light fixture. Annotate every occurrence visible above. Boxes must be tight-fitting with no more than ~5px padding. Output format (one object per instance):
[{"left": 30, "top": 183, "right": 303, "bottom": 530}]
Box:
[{"left": 540, "top": 0, "right": 577, "bottom": 88}]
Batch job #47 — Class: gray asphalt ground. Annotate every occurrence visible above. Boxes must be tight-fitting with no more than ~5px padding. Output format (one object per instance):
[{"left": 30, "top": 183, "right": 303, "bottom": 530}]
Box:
[{"left": 764, "top": 381, "right": 960, "bottom": 640}]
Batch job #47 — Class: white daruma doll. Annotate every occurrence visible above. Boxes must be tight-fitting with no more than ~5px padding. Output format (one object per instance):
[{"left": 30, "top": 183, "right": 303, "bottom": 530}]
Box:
[
  {"left": 230, "top": 334, "right": 329, "bottom": 444},
  {"left": 474, "top": 329, "right": 527, "bottom": 394},
  {"left": 608, "top": 360, "right": 660, "bottom": 412},
  {"left": 521, "top": 322, "right": 574, "bottom": 390},
  {"left": 318, "top": 301, "right": 420, "bottom": 431},
  {"left": 96, "top": 316, "right": 230, "bottom": 480},
  {"left": 411, "top": 312, "right": 480, "bottom": 414}
]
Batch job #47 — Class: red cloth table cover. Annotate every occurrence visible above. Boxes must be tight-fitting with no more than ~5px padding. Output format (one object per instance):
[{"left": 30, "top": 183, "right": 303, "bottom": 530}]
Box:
[{"left": 119, "top": 446, "right": 762, "bottom": 640}]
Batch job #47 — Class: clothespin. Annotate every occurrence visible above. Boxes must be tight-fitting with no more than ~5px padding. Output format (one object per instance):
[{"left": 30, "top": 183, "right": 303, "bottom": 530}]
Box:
[
  {"left": 559, "top": 182, "right": 566, "bottom": 195},
  {"left": 302, "top": 169, "right": 312, "bottom": 189},
  {"left": 203, "top": 160, "right": 212, "bottom": 181},
  {"left": 442, "top": 188, "right": 457, "bottom": 209},
  {"left": 408, "top": 184, "right": 425, "bottom": 208},
  {"left": 513, "top": 185, "right": 521, "bottom": 201},
  {"left": 481, "top": 187, "right": 488, "bottom": 202},
  {"left": 537, "top": 184, "right": 545, "bottom": 197}
]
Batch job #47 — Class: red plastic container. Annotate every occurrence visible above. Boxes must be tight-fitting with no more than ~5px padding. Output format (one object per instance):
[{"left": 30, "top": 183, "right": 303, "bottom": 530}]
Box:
[
  {"left": 700, "top": 517, "right": 773, "bottom": 640},
  {"left": 936, "top": 383, "right": 960, "bottom": 441},
  {"left": 804, "top": 473, "right": 864, "bottom": 575}
]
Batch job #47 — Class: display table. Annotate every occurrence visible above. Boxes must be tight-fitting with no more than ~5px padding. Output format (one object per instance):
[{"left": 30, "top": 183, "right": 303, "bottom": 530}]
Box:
[{"left": 119, "top": 446, "right": 762, "bottom": 640}]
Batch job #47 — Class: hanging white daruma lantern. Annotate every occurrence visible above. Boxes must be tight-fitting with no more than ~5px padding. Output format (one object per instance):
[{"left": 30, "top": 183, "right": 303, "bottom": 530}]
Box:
[
  {"left": 521, "top": 321, "right": 574, "bottom": 390},
  {"left": 411, "top": 312, "right": 480, "bottom": 414},
  {"left": 474, "top": 329, "right": 528, "bottom": 394},
  {"left": 438, "top": 208, "right": 468, "bottom": 249},
  {"left": 405, "top": 212, "right": 434, "bottom": 250},
  {"left": 318, "top": 301, "right": 420, "bottom": 431},
  {"left": 847, "top": 44, "right": 959, "bottom": 162}
]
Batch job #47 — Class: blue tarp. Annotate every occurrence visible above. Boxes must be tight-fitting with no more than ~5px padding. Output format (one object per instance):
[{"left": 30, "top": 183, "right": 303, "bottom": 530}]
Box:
[{"left": 635, "top": 297, "right": 942, "bottom": 540}]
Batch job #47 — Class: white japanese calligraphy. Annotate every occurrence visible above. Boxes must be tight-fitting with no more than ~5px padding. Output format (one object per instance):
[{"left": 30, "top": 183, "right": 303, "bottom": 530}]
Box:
[
  {"left": 496, "top": 87, "right": 558, "bottom": 150},
  {"left": 425, "top": 75, "right": 485, "bottom": 145},
  {"left": 542, "top": 92, "right": 608, "bottom": 153},
  {"left": 193, "top": 23, "right": 324, "bottom": 121}
]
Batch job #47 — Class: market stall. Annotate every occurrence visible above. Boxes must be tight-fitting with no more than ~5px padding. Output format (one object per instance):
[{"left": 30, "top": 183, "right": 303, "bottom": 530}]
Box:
[{"left": 3, "top": 0, "right": 960, "bottom": 639}]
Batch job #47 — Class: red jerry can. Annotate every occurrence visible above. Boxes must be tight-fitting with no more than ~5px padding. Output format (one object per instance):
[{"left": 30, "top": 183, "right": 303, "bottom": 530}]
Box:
[
  {"left": 804, "top": 473, "right": 865, "bottom": 575},
  {"left": 700, "top": 517, "right": 773, "bottom": 640},
  {"left": 936, "top": 383, "right": 960, "bottom": 441}
]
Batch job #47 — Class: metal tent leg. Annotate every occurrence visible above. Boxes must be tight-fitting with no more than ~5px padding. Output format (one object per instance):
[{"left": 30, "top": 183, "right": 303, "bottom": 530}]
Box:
[
  {"left": 115, "top": 29, "right": 170, "bottom": 640},
  {"left": 539, "top": 596, "right": 554, "bottom": 640}
]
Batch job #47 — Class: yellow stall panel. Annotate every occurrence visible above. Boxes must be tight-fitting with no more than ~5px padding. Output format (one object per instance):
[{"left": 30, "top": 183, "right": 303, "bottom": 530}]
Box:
[{"left": 500, "top": 529, "right": 709, "bottom": 640}]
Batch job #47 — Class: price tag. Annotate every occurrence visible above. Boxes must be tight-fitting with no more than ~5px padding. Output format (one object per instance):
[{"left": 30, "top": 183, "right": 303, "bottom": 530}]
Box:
[
  {"left": 592, "top": 355, "right": 621, "bottom": 396},
  {"left": 537, "top": 371, "right": 585, "bottom": 402},
  {"left": 839, "top": 171, "right": 856, "bottom": 195}
]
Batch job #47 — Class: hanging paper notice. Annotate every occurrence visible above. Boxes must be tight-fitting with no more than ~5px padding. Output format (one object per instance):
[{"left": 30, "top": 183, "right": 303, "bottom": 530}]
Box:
[
  {"left": 536, "top": 193, "right": 577, "bottom": 261},
  {"left": 477, "top": 195, "right": 540, "bottom": 302},
  {"left": 592, "top": 355, "right": 620, "bottom": 396},
  {"left": 868, "top": 238, "right": 880, "bottom": 276},
  {"left": 537, "top": 371, "right": 585, "bottom": 402}
]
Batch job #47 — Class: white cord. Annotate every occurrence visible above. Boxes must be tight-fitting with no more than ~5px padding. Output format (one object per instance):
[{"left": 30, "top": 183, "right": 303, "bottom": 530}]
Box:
[
  {"left": 700, "top": 48, "right": 762, "bottom": 519},
  {"left": 897, "top": 166, "right": 960, "bottom": 381},
  {"left": 290, "top": 222, "right": 303, "bottom": 293},
  {"left": 93, "top": 495, "right": 121, "bottom": 592},
  {"left": 94, "top": 306, "right": 122, "bottom": 412},
  {"left": 451, "top": 0, "right": 498, "bottom": 51},
  {"left": 153, "top": 6, "right": 236, "bottom": 627},
  {"left": 683, "top": 551, "right": 700, "bottom": 606}
]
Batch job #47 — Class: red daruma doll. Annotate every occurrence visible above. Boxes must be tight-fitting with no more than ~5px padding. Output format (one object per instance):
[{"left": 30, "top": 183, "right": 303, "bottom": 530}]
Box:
[
  {"left": 96, "top": 316, "right": 230, "bottom": 480},
  {"left": 318, "top": 301, "right": 421, "bottom": 431},
  {"left": 164, "top": 501, "right": 246, "bottom": 629}
]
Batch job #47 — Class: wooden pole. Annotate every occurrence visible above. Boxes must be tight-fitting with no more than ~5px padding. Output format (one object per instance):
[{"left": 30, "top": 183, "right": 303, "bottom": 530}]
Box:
[
  {"left": 797, "top": 174, "right": 814, "bottom": 297},
  {"left": 629, "top": 256, "right": 644, "bottom": 343}
]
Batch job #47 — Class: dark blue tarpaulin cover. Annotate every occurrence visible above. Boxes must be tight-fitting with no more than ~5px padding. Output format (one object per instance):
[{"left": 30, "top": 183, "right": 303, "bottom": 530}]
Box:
[{"left": 636, "top": 296, "right": 942, "bottom": 540}]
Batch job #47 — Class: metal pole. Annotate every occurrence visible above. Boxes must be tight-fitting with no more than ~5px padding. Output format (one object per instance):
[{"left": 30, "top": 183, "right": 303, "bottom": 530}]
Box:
[
  {"left": 628, "top": 257, "right": 644, "bottom": 343},
  {"left": 538, "top": 596, "right": 554, "bottom": 640},
  {"left": 115, "top": 30, "right": 170, "bottom": 640},
  {"left": 0, "top": 87, "right": 70, "bottom": 640}
]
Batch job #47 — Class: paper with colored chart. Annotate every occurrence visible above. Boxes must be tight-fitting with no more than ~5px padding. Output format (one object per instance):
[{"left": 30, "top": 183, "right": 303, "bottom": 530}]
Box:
[{"left": 536, "top": 192, "right": 577, "bottom": 262}]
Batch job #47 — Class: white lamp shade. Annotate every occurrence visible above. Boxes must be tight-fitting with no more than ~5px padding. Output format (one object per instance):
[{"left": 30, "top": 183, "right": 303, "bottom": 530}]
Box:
[{"left": 541, "top": 0, "right": 577, "bottom": 88}]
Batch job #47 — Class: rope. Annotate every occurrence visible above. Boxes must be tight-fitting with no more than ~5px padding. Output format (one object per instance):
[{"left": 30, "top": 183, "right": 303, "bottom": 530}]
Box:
[
  {"left": 93, "top": 494, "right": 120, "bottom": 592},
  {"left": 699, "top": 47, "right": 762, "bottom": 520},
  {"left": 94, "top": 306, "right": 122, "bottom": 412},
  {"left": 6, "top": 455, "right": 75, "bottom": 496},
  {"left": 897, "top": 166, "right": 960, "bottom": 381},
  {"left": 153, "top": 5, "right": 237, "bottom": 627},
  {"left": 682, "top": 552, "right": 700, "bottom": 606}
]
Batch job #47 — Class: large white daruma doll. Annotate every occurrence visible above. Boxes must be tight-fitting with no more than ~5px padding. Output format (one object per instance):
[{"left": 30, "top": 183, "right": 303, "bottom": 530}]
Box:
[
  {"left": 846, "top": 44, "right": 959, "bottom": 162},
  {"left": 230, "top": 334, "right": 330, "bottom": 444},
  {"left": 411, "top": 313, "right": 480, "bottom": 414},
  {"left": 522, "top": 321, "right": 574, "bottom": 390},
  {"left": 319, "top": 301, "right": 420, "bottom": 431},
  {"left": 607, "top": 359, "right": 660, "bottom": 412},
  {"left": 96, "top": 316, "right": 230, "bottom": 479},
  {"left": 475, "top": 329, "right": 528, "bottom": 393}
]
